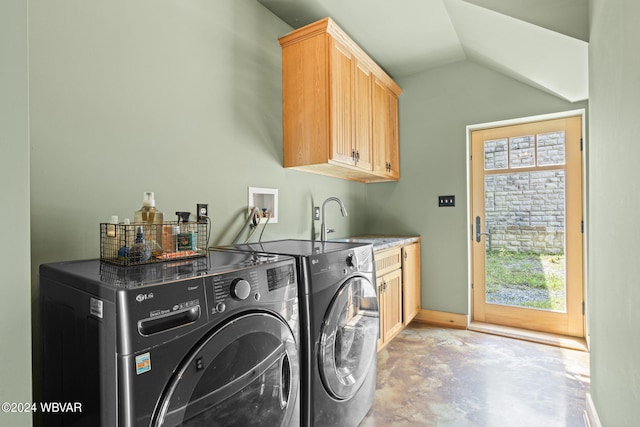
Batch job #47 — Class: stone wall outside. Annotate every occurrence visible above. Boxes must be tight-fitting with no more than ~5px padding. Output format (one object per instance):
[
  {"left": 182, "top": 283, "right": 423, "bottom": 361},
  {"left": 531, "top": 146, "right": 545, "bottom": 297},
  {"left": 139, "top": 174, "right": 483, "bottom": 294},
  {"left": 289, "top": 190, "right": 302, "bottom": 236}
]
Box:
[{"left": 484, "top": 170, "right": 565, "bottom": 254}]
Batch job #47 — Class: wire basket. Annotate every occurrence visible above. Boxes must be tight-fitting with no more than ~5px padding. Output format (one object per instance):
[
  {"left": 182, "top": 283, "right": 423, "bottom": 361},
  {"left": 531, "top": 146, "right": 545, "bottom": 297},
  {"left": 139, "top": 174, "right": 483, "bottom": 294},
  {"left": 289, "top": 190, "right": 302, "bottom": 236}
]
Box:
[{"left": 100, "top": 221, "right": 208, "bottom": 266}]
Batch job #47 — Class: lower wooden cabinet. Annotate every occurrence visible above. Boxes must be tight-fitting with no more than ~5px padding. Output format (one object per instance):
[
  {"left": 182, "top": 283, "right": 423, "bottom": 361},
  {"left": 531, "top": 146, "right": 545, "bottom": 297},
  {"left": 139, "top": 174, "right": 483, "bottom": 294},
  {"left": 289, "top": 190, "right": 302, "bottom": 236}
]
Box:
[{"left": 375, "top": 242, "right": 422, "bottom": 351}]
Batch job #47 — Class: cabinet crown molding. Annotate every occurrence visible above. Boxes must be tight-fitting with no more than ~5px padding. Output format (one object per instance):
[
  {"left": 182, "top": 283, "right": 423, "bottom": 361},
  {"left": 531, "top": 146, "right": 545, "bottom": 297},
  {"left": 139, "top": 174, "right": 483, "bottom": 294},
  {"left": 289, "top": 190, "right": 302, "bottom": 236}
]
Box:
[{"left": 279, "top": 17, "right": 401, "bottom": 96}]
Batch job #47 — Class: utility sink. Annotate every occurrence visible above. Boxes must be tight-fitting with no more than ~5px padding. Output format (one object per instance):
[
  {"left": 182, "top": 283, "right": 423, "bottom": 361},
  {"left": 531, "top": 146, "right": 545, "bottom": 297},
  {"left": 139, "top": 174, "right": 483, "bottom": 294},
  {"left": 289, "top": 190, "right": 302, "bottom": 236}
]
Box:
[{"left": 330, "top": 235, "right": 419, "bottom": 250}]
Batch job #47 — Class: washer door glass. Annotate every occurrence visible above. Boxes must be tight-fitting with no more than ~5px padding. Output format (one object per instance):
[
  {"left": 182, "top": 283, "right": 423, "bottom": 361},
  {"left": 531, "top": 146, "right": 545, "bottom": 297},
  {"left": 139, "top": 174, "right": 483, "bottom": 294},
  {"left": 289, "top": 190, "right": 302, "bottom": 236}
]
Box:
[
  {"left": 153, "top": 312, "right": 299, "bottom": 427},
  {"left": 319, "top": 276, "right": 379, "bottom": 400}
]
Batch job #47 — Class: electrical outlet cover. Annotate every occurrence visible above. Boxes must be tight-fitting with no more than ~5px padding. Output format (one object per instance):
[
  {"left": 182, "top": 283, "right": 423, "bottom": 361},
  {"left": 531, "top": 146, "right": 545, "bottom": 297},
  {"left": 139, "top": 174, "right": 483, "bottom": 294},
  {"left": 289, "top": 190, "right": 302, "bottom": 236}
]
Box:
[
  {"left": 438, "top": 195, "right": 455, "bottom": 207},
  {"left": 197, "top": 203, "right": 208, "bottom": 220}
]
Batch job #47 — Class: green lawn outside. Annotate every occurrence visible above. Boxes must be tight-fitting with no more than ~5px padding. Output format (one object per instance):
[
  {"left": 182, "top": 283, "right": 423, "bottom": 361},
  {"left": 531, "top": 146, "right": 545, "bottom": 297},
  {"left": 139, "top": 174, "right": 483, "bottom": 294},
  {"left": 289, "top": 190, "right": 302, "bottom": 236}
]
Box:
[{"left": 485, "top": 250, "right": 566, "bottom": 311}]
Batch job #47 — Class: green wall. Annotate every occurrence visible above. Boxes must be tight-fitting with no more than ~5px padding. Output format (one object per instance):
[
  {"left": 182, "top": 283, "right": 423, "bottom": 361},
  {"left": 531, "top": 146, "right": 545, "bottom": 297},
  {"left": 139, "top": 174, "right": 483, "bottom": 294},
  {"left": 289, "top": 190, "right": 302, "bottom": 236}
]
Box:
[
  {"left": 0, "top": 0, "right": 31, "bottom": 426},
  {"left": 28, "top": 0, "right": 368, "bottom": 417},
  {"left": 12, "top": 1, "right": 638, "bottom": 424},
  {"left": 28, "top": 0, "right": 368, "bottom": 281},
  {"left": 588, "top": 0, "right": 640, "bottom": 424},
  {"left": 366, "top": 60, "right": 585, "bottom": 315}
]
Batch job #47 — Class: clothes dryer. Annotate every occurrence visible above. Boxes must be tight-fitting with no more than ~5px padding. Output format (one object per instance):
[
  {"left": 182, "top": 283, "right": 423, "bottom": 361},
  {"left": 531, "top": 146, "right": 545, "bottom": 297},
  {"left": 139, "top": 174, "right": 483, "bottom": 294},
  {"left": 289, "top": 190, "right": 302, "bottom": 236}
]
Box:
[
  {"left": 224, "top": 240, "right": 379, "bottom": 427},
  {"left": 38, "top": 250, "right": 300, "bottom": 427}
]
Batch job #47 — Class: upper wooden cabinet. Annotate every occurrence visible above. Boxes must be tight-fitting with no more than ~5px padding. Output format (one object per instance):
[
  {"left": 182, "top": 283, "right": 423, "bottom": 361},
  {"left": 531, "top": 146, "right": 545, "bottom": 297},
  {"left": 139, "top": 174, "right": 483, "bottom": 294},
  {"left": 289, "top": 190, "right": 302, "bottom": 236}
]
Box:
[{"left": 279, "top": 18, "right": 402, "bottom": 183}]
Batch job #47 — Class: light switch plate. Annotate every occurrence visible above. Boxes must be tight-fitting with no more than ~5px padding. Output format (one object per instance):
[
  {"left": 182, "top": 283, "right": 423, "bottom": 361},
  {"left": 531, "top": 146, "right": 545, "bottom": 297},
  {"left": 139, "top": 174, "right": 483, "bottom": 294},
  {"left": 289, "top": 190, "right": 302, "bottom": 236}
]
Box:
[{"left": 439, "top": 195, "right": 455, "bottom": 207}]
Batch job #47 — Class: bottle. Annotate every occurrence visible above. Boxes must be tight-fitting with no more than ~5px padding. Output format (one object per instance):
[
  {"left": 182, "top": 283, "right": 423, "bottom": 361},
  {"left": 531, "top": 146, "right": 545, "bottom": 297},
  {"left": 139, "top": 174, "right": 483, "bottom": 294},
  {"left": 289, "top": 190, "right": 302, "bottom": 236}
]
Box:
[
  {"left": 106, "top": 215, "right": 118, "bottom": 237},
  {"left": 130, "top": 226, "right": 151, "bottom": 263},
  {"left": 163, "top": 224, "right": 179, "bottom": 254},
  {"left": 118, "top": 218, "right": 132, "bottom": 261},
  {"left": 134, "top": 192, "right": 164, "bottom": 257},
  {"left": 177, "top": 212, "right": 196, "bottom": 251},
  {"left": 103, "top": 215, "right": 119, "bottom": 260}
]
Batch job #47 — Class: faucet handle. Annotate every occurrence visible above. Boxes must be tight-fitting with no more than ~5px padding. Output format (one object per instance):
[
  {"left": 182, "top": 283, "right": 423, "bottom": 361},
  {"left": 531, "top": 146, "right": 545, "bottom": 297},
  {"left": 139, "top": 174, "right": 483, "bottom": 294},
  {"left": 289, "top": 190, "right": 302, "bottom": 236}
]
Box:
[{"left": 326, "top": 228, "right": 335, "bottom": 235}]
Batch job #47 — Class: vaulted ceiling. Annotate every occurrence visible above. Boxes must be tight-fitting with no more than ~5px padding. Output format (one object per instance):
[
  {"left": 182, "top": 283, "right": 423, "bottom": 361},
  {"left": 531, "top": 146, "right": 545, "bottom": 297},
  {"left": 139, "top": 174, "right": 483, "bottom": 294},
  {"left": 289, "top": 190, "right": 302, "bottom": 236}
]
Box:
[{"left": 257, "top": 0, "right": 589, "bottom": 102}]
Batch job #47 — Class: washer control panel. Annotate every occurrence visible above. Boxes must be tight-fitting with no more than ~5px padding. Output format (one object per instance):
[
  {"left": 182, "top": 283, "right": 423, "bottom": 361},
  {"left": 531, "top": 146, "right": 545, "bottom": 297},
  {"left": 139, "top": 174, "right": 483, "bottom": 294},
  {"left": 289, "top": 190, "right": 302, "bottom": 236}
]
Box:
[
  {"left": 205, "top": 269, "right": 260, "bottom": 316},
  {"left": 204, "top": 259, "right": 296, "bottom": 318}
]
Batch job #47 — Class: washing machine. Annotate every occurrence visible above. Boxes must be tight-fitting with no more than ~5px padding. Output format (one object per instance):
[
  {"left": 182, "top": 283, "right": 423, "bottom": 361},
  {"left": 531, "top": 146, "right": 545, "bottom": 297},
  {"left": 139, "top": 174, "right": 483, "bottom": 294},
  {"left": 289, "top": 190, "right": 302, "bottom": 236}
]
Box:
[
  {"left": 38, "top": 250, "right": 300, "bottom": 427},
  {"left": 224, "top": 240, "right": 379, "bottom": 427}
]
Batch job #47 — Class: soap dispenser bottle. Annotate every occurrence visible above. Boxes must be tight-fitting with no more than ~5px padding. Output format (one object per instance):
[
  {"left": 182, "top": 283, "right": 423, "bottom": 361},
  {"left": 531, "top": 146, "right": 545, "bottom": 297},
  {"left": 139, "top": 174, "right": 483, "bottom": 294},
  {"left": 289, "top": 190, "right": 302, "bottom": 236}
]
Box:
[
  {"left": 134, "top": 192, "right": 164, "bottom": 256},
  {"left": 134, "top": 191, "right": 164, "bottom": 224}
]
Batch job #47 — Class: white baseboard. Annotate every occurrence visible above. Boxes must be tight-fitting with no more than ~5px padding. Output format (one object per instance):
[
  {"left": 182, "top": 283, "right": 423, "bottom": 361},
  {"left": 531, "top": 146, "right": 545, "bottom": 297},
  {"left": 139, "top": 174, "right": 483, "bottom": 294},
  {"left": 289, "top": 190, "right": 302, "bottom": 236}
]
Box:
[{"left": 585, "top": 393, "right": 602, "bottom": 427}]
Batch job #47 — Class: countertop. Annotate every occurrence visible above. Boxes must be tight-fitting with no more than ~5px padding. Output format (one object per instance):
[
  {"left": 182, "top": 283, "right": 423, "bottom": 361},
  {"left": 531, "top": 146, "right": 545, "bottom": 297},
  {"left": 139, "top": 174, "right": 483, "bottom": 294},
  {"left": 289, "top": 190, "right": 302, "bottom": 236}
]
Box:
[{"left": 330, "top": 235, "right": 420, "bottom": 251}]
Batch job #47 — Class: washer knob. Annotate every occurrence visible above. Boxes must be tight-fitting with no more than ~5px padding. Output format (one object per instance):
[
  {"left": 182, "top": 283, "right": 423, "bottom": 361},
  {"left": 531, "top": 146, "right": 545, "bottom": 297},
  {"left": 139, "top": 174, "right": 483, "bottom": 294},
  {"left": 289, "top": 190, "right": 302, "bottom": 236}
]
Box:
[
  {"left": 231, "top": 279, "right": 251, "bottom": 300},
  {"left": 216, "top": 302, "right": 226, "bottom": 313}
]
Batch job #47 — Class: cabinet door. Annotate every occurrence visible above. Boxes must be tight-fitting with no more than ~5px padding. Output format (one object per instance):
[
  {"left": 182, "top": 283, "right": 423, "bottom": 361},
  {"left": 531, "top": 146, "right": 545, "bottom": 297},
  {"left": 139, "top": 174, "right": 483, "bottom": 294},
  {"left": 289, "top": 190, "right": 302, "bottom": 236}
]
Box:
[
  {"left": 383, "top": 269, "right": 404, "bottom": 343},
  {"left": 372, "top": 77, "right": 389, "bottom": 176},
  {"left": 354, "top": 60, "right": 373, "bottom": 171},
  {"left": 330, "top": 39, "right": 355, "bottom": 166},
  {"left": 372, "top": 77, "right": 400, "bottom": 179},
  {"left": 402, "top": 243, "right": 421, "bottom": 325},
  {"left": 386, "top": 92, "right": 400, "bottom": 179},
  {"left": 377, "top": 276, "right": 386, "bottom": 350}
]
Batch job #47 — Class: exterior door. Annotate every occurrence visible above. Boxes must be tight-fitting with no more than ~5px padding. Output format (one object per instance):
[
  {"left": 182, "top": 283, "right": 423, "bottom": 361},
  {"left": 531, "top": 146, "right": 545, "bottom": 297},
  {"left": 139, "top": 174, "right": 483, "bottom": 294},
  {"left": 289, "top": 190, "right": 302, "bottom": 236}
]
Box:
[
  {"left": 152, "top": 313, "right": 299, "bottom": 426},
  {"left": 319, "top": 276, "right": 378, "bottom": 400},
  {"left": 471, "top": 116, "right": 584, "bottom": 337}
]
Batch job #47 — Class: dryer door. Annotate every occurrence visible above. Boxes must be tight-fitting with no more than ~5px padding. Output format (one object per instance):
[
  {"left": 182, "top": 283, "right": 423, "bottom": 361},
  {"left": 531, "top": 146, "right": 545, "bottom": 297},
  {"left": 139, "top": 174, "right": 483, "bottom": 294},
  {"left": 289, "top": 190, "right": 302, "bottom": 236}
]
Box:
[
  {"left": 152, "top": 312, "right": 299, "bottom": 427},
  {"left": 319, "top": 276, "right": 379, "bottom": 400}
]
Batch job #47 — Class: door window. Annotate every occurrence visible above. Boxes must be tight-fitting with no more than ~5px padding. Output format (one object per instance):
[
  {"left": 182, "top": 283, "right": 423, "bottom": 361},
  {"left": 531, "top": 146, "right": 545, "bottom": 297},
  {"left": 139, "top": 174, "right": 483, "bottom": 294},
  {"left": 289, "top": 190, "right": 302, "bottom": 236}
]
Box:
[
  {"left": 319, "top": 276, "right": 379, "bottom": 400},
  {"left": 153, "top": 313, "right": 298, "bottom": 427}
]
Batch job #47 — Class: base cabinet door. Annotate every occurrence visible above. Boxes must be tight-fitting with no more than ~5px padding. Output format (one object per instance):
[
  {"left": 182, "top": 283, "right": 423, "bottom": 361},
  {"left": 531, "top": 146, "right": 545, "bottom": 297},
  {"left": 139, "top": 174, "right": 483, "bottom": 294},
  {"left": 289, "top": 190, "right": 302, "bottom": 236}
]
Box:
[
  {"left": 377, "top": 269, "right": 403, "bottom": 350},
  {"left": 402, "top": 243, "right": 421, "bottom": 325}
]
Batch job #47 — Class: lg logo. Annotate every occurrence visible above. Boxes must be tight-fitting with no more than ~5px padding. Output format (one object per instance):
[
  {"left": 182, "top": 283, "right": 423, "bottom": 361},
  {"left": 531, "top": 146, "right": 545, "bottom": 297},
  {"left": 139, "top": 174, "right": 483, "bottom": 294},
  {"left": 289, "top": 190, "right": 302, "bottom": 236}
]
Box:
[{"left": 136, "top": 293, "right": 154, "bottom": 303}]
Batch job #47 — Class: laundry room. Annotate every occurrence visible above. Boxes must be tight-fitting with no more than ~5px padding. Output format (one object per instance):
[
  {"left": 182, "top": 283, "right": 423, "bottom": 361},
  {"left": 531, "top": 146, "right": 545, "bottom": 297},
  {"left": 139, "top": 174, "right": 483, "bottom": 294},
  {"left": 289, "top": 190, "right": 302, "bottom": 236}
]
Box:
[{"left": 3, "top": 0, "right": 640, "bottom": 426}]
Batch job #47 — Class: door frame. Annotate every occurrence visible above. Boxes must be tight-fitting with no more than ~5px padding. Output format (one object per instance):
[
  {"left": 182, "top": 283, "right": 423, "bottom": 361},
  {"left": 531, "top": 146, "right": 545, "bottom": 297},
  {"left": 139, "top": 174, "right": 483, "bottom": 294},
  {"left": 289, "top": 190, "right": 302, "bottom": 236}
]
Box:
[{"left": 465, "top": 109, "right": 587, "bottom": 337}]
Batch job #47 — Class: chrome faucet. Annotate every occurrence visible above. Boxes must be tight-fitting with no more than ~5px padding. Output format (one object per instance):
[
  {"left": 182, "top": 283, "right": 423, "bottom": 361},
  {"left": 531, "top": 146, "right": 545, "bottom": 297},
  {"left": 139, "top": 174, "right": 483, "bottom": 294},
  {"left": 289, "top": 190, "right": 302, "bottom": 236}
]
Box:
[{"left": 320, "top": 197, "right": 348, "bottom": 241}]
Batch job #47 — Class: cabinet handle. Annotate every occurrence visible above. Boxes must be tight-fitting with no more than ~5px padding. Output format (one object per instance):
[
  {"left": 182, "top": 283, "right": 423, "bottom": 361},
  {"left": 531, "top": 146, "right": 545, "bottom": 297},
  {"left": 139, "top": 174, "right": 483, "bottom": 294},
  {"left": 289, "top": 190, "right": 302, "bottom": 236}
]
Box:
[{"left": 352, "top": 149, "right": 356, "bottom": 162}]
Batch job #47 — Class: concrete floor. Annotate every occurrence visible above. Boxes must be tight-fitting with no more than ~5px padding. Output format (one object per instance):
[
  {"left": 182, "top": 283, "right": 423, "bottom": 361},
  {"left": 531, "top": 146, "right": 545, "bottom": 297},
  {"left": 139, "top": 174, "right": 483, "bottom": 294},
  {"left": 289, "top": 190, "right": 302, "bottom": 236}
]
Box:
[{"left": 360, "top": 323, "right": 590, "bottom": 427}]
